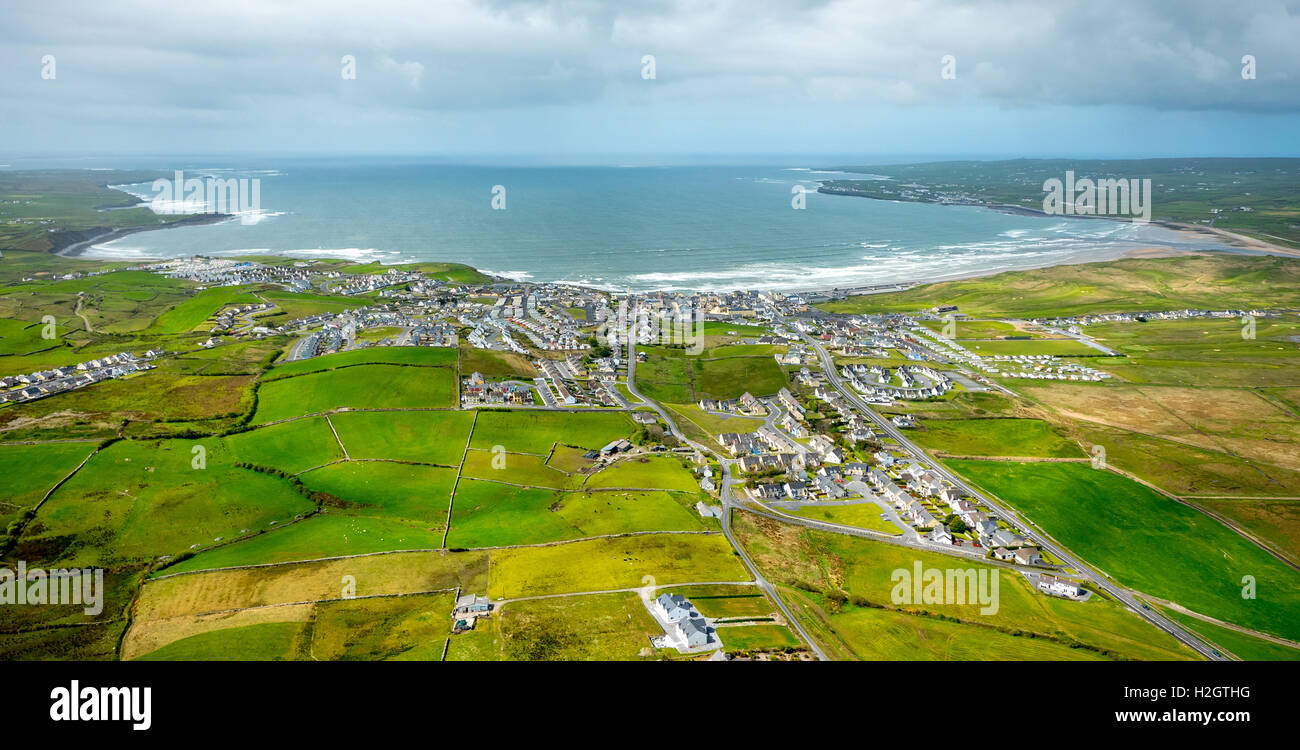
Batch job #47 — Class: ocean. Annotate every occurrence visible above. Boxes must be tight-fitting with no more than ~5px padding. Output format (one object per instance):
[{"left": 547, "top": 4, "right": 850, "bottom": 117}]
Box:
[{"left": 84, "top": 162, "right": 1235, "bottom": 292}]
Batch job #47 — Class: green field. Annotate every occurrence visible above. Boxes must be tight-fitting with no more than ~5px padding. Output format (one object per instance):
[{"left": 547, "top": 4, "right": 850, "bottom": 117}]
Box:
[
  {"left": 252, "top": 364, "right": 456, "bottom": 423},
  {"left": 584, "top": 456, "right": 701, "bottom": 492},
  {"left": 948, "top": 460, "right": 1300, "bottom": 641},
  {"left": 663, "top": 584, "right": 773, "bottom": 618},
  {"left": 716, "top": 624, "right": 803, "bottom": 652},
  {"left": 1085, "top": 317, "right": 1300, "bottom": 388},
  {"left": 308, "top": 592, "right": 456, "bottom": 661},
  {"left": 491, "top": 593, "right": 662, "bottom": 661},
  {"left": 789, "top": 503, "right": 904, "bottom": 535},
  {"left": 460, "top": 449, "right": 581, "bottom": 490},
  {"left": 487, "top": 533, "right": 750, "bottom": 599},
  {"left": 1199, "top": 498, "right": 1300, "bottom": 562},
  {"left": 266, "top": 346, "right": 457, "bottom": 379},
  {"left": 299, "top": 461, "right": 457, "bottom": 525},
  {"left": 734, "top": 511, "right": 1197, "bottom": 661},
  {"left": 146, "top": 285, "right": 260, "bottom": 334},
  {"left": 225, "top": 417, "right": 344, "bottom": 474},
  {"left": 910, "top": 418, "right": 1084, "bottom": 458},
  {"left": 1155, "top": 607, "right": 1300, "bottom": 662},
  {"left": 1068, "top": 423, "right": 1300, "bottom": 500},
  {"left": 467, "top": 410, "right": 634, "bottom": 454},
  {"left": 458, "top": 346, "right": 536, "bottom": 379},
  {"left": 1, "top": 365, "right": 256, "bottom": 436},
  {"left": 447, "top": 480, "right": 706, "bottom": 548},
  {"left": 329, "top": 409, "right": 473, "bottom": 465},
  {"left": 17, "top": 438, "right": 314, "bottom": 567},
  {"left": 960, "top": 338, "right": 1103, "bottom": 357},
  {"left": 136, "top": 622, "right": 303, "bottom": 661},
  {"left": 819, "top": 254, "right": 1300, "bottom": 318},
  {"left": 792, "top": 592, "right": 1110, "bottom": 661},
  {"left": 636, "top": 346, "right": 788, "bottom": 403},
  {"left": 159, "top": 512, "right": 447, "bottom": 575},
  {"left": 666, "top": 402, "right": 765, "bottom": 438},
  {"left": 0, "top": 441, "right": 96, "bottom": 523},
  {"left": 921, "top": 319, "right": 1045, "bottom": 340}
]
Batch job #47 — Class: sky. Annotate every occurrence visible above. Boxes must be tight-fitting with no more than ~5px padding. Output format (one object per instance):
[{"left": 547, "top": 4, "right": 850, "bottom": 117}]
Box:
[{"left": 1, "top": 0, "right": 1298, "bottom": 162}]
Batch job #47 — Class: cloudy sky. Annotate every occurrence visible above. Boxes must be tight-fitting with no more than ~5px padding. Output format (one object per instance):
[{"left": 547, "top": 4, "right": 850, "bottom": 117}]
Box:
[{"left": 2, "top": 0, "right": 1298, "bottom": 161}]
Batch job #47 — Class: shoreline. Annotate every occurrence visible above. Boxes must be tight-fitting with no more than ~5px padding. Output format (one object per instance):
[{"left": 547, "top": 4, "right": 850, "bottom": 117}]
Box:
[
  {"left": 55, "top": 181, "right": 1299, "bottom": 297},
  {"left": 816, "top": 185, "right": 1300, "bottom": 255},
  {"left": 55, "top": 212, "right": 233, "bottom": 258}
]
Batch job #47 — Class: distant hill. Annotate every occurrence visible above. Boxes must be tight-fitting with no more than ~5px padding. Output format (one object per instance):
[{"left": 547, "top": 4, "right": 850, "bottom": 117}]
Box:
[{"left": 819, "top": 157, "right": 1300, "bottom": 249}]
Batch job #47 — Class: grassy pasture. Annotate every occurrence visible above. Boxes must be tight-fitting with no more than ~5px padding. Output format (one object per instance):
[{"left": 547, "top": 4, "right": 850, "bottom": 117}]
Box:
[
  {"left": 309, "top": 591, "right": 456, "bottom": 660},
  {"left": 136, "top": 621, "right": 303, "bottom": 661},
  {"left": 446, "top": 480, "right": 707, "bottom": 548},
  {"left": 158, "top": 513, "right": 447, "bottom": 574},
  {"left": 224, "top": 417, "right": 344, "bottom": 474},
  {"left": 794, "top": 592, "right": 1110, "bottom": 661},
  {"left": 1068, "top": 423, "right": 1300, "bottom": 499},
  {"left": 487, "top": 533, "right": 750, "bottom": 599},
  {"left": 252, "top": 364, "right": 457, "bottom": 423},
  {"left": 146, "top": 285, "right": 260, "bottom": 334},
  {"left": 817, "top": 255, "right": 1300, "bottom": 318},
  {"left": 717, "top": 624, "right": 803, "bottom": 652},
  {"left": 1156, "top": 607, "right": 1300, "bottom": 662},
  {"left": 459, "top": 346, "right": 536, "bottom": 379},
  {"left": 663, "top": 584, "right": 773, "bottom": 618},
  {"left": 329, "top": 409, "right": 473, "bottom": 466},
  {"left": 949, "top": 460, "right": 1300, "bottom": 642},
  {"left": 299, "top": 460, "right": 457, "bottom": 525},
  {"left": 733, "top": 511, "right": 1197, "bottom": 661},
  {"left": 637, "top": 345, "right": 788, "bottom": 403},
  {"left": 1086, "top": 317, "right": 1300, "bottom": 388},
  {"left": 266, "top": 346, "right": 456, "bottom": 379},
  {"left": 0, "top": 441, "right": 96, "bottom": 524},
  {"left": 961, "top": 338, "right": 1102, "bottom": 357},
  {"left": 467, "top": 410, "right": 634, "bottom": 455},
  {"left": 1019, "top": 383, "right": 1300, "bottom": 473},
  {"left": 910, "top": 418, "right": 1084, "bottom": 458},
  {"left": 460, "top": 449, "right": 580, "bottom": 490},
  {"left": 584, "top": 456, "right": 701, "bottom": 492},
  {"left": 1, "top": 366, "right": 256, "bottom": 430},
  {"left": 1198, "top": 498, "right": 1300, "bottom": 563},
  {"left": 788, "top": 503, "right": 904, "bottom": 535},
  {"left": 493, "top": 593, "right": 662, "bottom": 661},
  {"left": 666, "top": 402, "right": 764, "bottom": 438},
  {"left": 16, "top": 438, "right": 313, "bottom": 567}
]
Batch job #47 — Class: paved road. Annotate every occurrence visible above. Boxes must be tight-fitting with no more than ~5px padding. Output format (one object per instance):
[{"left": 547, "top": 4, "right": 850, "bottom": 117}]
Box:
[
  {"left": 804, "top": 335, "right": 1226, "bottom": 661},
  {"left": 1032, "top": 322, "right": 1120, "bottom": 355},
  {"left": 623, "top": 314, "right": 830, "bottom": 661}
]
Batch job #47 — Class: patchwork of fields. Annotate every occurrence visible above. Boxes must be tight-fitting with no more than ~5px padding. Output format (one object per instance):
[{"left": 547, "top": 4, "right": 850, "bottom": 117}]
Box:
[{"left": 5, "top": 250, "right": 1300, "bottom": 662}]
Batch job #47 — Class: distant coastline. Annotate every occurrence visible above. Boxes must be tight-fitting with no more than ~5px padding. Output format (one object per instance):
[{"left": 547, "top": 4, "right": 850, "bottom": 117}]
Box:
[
  {"left": 55, "top": 212, "right": 231, "bottom": 258},
  {"left": 52, "top": 166, "right": 1287, "bottom": 295}
]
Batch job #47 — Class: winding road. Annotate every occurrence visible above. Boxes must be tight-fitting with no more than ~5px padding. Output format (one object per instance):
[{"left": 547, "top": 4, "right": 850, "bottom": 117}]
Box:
[
  {"left": 623, "top": 315, "right": 830, "bottom": 661},
  {"left": 804, "top": 334, "right": 1227, "bottom": 661}
]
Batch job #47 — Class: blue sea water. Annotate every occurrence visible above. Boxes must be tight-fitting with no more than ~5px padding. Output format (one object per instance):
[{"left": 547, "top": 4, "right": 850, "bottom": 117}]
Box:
[{"left": 85, "top": 162, "right": 1234, "bottom": 292}]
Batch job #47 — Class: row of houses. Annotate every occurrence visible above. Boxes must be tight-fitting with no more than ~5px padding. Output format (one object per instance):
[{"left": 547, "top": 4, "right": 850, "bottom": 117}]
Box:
[
  {"left": 461, "top": 371, "right": 531, "bottom": 406},
  {"left": 698, "top": 391, "right": 765, "bottom": 415},
  {"left": 1, "top": 351, "right": 160, "bottom": 405}
]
